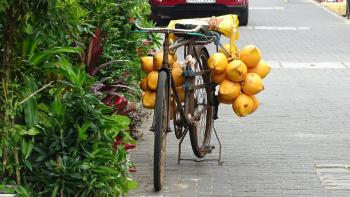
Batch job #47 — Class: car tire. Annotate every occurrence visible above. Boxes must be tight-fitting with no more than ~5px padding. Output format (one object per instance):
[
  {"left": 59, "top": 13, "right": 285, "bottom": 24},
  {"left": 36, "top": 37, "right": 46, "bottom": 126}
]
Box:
[{"left": 239, "top": 7, "right": 249, "bottom": 26}]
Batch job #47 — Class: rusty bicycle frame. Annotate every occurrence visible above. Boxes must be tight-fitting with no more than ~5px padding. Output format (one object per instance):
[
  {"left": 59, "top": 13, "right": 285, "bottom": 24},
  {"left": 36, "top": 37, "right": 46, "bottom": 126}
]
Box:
[{"left": 134, "top": 22, "right": 216, "bottom": 130}]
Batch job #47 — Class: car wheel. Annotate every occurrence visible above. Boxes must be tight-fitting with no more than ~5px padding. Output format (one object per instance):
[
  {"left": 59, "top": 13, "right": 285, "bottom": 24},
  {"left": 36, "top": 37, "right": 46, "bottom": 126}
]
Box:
[{"left": 239, "top": 7, "right": 249, "bottom": 26}]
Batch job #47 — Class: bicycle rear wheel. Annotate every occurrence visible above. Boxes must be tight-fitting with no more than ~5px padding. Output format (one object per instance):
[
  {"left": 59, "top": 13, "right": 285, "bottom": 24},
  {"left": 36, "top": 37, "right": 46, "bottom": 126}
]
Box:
[
  {"left": 154, "top": 71, "right": 169, "bottom": 191},
  {"left": 188, "top": 47, "right": 214, "bottom": 158}
]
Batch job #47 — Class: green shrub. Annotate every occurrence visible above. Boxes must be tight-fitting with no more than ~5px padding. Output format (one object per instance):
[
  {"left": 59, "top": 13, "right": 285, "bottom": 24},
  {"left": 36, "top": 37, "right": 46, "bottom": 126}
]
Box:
[{"left": 1, "top": 0, "right": 155, "bottom": 195}]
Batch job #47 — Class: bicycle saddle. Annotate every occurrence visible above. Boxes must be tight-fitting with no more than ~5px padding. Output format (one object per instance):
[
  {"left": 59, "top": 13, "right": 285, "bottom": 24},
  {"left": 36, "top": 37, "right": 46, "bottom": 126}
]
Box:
[
  {"left": 170, "top": 19, "right": 210, "bottom": 36},
  {"left": 175, "top": 23, "right": 209, "bottom": 35}
]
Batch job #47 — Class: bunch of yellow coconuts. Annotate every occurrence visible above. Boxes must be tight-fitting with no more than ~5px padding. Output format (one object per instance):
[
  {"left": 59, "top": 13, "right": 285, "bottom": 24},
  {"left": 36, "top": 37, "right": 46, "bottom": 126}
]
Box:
[
  {"left": 140, "top": 44, "right": 271, "bottom": 118},
  {"left": 210, "top": 44, "right": 271, "bottom": 117},
  {"left": 140, "top": 52, "right": 185, "bottom": 109}
]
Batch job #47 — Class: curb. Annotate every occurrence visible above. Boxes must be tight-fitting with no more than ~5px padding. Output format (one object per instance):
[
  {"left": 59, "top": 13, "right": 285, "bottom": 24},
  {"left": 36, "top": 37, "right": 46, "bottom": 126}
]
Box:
[{"left": 310, "top": 0, "right": 350, "bottom": 24}]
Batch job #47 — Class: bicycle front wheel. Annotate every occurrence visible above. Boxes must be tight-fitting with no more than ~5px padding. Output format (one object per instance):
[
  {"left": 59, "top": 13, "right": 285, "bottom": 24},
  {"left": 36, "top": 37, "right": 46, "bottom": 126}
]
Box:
[
  {"left": 154, "top": 71, "right": 169, "bottom": 191},
  {"left": 188, "top": 47, "right": 214, "bottom": 158}
]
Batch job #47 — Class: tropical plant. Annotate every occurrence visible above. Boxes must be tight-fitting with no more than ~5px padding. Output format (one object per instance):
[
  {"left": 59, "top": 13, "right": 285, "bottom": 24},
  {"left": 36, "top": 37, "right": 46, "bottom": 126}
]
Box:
[{"left": 1, "top": 0, "right": 156, "bottom": 195}]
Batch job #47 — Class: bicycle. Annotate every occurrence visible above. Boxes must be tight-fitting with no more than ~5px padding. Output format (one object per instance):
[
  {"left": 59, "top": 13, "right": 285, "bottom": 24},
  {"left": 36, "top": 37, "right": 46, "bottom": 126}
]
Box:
[{"left": 133, "top": 19, "right": 229, "bottom": 191}]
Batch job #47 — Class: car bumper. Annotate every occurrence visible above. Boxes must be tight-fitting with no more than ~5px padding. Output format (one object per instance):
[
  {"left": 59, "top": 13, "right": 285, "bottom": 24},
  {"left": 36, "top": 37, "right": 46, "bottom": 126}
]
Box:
[{"left": 152, "top": 4, "right": 247, "bottom": 20}]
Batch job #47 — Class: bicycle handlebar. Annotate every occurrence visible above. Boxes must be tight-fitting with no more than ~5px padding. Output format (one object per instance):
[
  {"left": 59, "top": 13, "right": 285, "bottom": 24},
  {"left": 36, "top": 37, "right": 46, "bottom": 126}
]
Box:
[{"left": 132, "top": 20, "right": 202, "bottom": 34}]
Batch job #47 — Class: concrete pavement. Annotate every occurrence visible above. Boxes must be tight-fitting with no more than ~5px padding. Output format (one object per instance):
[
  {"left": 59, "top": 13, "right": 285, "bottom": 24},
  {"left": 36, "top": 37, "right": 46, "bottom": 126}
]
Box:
[{"left": 129, "top": 0, "right": 350, "bottom": 196}]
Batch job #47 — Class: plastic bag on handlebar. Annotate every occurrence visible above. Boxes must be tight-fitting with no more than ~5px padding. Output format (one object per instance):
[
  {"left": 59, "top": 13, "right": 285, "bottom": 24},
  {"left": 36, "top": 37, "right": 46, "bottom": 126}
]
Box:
[
  {"left": 167, "top": 19, "right": 209, "bottom": 41},
  {"left": 167, "top": 15, "right": 239, "bottom": 41},
  {"left": 209, "top": 15, "right": 239, "bottom": 39}
]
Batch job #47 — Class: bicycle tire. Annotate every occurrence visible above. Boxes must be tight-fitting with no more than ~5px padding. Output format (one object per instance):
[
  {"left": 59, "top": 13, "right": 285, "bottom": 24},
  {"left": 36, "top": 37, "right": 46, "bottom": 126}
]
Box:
[
  {"left": 188, "top": 47, "right": 214, "bottom": 158},
  {"left": 154, "top": 71, "right": 169, "bottom": 191}
]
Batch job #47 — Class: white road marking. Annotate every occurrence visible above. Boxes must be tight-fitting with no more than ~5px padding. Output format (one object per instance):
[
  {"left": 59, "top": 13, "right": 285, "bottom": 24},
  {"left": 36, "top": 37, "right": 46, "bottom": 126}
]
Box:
[
  {"left": 240, "top": 26, "right": 254, "bottom": 30},
  {"left": 264, "top": 61, "right": 282, "bottom": 68},
  {"left": 297, "top": 26, "right": 311, "bottom": 30},
  {"left": 342, "top": 62, "right": 350, "bottom": 68},
  {"left": 262, "top": 61, "right": 349, "bottom": 69},
  {"left": 240, "top": 26, "right": 311, "bottom": 30},
  {"left": 255, "top": 26, "right": 296, "bottom": 30},
  {"left": 250, "top": 6, "right": 285, "bottom": 10},
  {"left": 316, "top": 164, "right": 350, "bottom": 190},
  {"left": 281, "top": 62, "right": 346, "bottom": 69}
]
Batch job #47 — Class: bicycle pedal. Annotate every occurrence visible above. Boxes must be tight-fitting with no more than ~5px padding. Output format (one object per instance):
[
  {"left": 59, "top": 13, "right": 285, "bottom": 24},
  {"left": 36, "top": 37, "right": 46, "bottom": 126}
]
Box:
[
  {"left": 149, "top": 127, "right": 155, "bottom": 132},
  {"left": 203, "top": 145, "right": 215, "bottom": 153}
]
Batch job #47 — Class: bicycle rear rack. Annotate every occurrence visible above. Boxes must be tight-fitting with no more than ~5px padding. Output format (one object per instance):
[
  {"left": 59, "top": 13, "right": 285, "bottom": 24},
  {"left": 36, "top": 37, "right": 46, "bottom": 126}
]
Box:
[{"left": 177, "top": 121, "right": 223, "bottom": 165}]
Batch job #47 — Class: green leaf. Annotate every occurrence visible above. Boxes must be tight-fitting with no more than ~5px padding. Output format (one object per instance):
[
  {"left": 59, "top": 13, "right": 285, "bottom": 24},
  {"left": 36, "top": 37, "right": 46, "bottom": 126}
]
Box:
[
  {"left": 16, "top": 186, "right": 32, "bottom": 197},
  {"left": 51, "top": 183, "right": 59, "bottom": 197},
  {"left": 25, "top": 160, "right": 33, "bottom": 171},
  {"left": 23, "top": 77, "right": 38, "bottom": 128},
  {"left": 29, "top": 52, "right": 51, "bottom": 66},
  {"left": 29, "top": 47, "right": 81, "bottom": 66},
  {"left": 51, "top": 47, "right": 82, "bottom": 54},
  {"left": 21, "top": 140, "right": 34, "bottom": 160},
  {"left": 19, "top": 128, "right": 41, "bottom": 136},
  {"left": 78, "top": 122, "right": 90, "bottom": 142},
  {"left": 79, "top": 163, "right": 90, "bottom": 170},
  {"left": 25, "top": 23, "right": 33, "bottom": 34},
  {"left": 101, "top": 114, "right": 130, "bottom": 130},
  {"left": 127, "top": 179, "right": 138, "bottom": 190}
]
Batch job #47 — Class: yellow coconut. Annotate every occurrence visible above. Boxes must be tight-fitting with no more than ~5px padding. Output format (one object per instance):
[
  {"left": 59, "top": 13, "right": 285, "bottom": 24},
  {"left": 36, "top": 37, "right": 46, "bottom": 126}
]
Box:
[
  {"left": 250, "top": 95, "right": 259, "bottom": 114},
  {"left": 219, "top": 43, "right": 238, "bottom": 59},
  {"left": 142, "top": 91, "right": 156, "bottom": 109},
  {"left": 140, "top": 76, "right": 148, "bottom": 91},
  {"left": 172, "top": 61, "right": 184, "bottom": 70},
  {"left": 241, "top": 73, "right": 264, "bottom": 95},
  {"left": 218, "top": 94, "right": 233, "bottom": 104},
  {"left": 153, "top": 52, "right": 174, "bottom": 70},
  {"left": 208, "top": 53, "right": 228, "bottom": 74},
  {"left": 218, "top": 79, "right": 241, "bottom": 102},
  {"left": 141, "top": 56, "right": 155, "bottom": 73},
  {"left": 175, "top": 86, "right": 185, "bottom": 102},
  {"left": 232, "top": 93, "right": 254, "bottom": 117},
  {"left": 170, "top": 51, "right": 178, "bottom": 62},
  {"left": 147, "top": 71, "right": 158, "bottom": 91},
  {"left": 239, "top": 45, "right": 262, "bottom": 68},
  {"left": 172, "top": 67, "right": 185, "bottom": 86},
  {"left": 226, "top": 60, "right": 247, "bottom": 83},
  {"left": 211, "top": 71, "right": 226, "bottom": 85},
  {"left": 248, "top": 60, "right": 271, "bottom": 79}
]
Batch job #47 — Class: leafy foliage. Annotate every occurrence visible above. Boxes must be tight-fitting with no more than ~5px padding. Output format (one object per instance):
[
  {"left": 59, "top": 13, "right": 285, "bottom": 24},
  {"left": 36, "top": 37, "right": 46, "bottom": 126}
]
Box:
[{"left": 0, "top": 0, "right": 154, "bottom": 195}]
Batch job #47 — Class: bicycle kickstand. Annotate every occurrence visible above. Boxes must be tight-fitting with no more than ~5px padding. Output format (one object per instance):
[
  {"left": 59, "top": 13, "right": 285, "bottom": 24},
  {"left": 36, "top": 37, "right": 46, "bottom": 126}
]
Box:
[
  {"left": 177, "top": 123, "right": 223, "bottom": 166},
  {"left": 213, "top": 122, "right": 223, "bottom": 165},
  {"left": 177, "top": 126, "right": 189, "bottom": 164}
]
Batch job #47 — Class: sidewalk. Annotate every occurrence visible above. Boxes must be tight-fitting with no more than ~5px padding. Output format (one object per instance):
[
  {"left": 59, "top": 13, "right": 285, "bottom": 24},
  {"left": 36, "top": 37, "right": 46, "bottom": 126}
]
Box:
[{"left": 129, "top": 68, "right": 350, "bottom": 197}]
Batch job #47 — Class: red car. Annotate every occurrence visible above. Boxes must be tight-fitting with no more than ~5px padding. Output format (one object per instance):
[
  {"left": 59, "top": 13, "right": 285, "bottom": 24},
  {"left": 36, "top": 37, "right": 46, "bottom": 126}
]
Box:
[{"left": 149, "top": 0, "right": 249, "bottom": 26}]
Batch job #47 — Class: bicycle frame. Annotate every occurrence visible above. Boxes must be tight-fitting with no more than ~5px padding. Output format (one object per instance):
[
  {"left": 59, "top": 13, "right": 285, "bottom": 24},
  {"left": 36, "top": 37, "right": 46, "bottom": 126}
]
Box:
[
  {"left": 133, "top": 21, "right": 225, "bottom": 191},
  {"left": 157, "top": 33, "right": 217, "bottom": 136},
  {"left": 132, "top": 20, "right": 219, "bottom": 133}
]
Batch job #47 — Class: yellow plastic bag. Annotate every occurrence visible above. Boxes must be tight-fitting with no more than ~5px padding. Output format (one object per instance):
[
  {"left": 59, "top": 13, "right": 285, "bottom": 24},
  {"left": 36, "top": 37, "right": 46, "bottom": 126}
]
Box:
[
  {"left": 208, "top": 14, "right": 239, "bottom": 39},
  {"left": 167, "top": 14, "right": 239, "bottom": 41},
  {"left": 167, "top": 20, "right": 177, "bottom": 41},
  {"left": 167, "top": 15, "right": 239, "bottom": 58},
  {"left": 208, "top": 15, "right": 239, "bottom": 59}
]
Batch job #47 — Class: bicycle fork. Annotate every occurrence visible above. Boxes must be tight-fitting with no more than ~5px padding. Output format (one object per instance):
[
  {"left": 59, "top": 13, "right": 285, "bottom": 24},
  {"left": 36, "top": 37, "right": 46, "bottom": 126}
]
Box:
[{"left": 150, "top": 34, "right": 172, "bottom": 133}]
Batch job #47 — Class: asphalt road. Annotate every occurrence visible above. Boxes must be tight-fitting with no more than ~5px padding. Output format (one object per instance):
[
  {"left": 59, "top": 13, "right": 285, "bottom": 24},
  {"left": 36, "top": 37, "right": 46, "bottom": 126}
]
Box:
[{"left": 129, "top": 0, "right": 350, "bottom": 196}]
